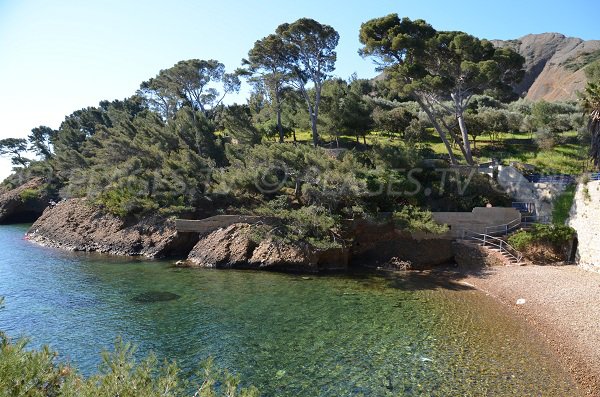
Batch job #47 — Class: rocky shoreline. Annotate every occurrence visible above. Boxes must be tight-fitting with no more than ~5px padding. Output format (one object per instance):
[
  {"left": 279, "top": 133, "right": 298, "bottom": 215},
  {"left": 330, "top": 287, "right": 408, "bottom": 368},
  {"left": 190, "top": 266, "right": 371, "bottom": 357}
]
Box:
[{"left": 17, "top": 197, "right": 488, "bottom": 272}]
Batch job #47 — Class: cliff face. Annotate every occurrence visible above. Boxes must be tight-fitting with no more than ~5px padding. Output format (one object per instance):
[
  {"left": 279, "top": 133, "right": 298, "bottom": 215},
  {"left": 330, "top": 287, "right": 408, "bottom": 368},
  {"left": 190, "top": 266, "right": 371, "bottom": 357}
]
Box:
[
  {"left": 492, "top": 33, "right": 600, "bottom": 102},
  {"left": 0, "top": 178, "right": 51, "bottom": 224},
  {"left": 26, "top": 198, "right": 198, "bottom": 258},
  {"left": 568, "top": 180, "right": 600, "bottom": 273}
]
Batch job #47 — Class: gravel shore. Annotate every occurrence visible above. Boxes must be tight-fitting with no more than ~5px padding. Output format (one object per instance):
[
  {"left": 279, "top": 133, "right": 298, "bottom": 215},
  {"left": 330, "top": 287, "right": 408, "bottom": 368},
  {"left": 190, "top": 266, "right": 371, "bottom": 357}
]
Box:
[{"left": 459, "top": 265, "right": 600, "bottom": 396}]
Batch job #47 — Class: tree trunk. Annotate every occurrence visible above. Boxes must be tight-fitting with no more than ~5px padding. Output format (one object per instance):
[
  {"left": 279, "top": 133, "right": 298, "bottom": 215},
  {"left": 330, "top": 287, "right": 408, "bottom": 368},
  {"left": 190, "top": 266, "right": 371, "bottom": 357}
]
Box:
[
  {"left": 310, "top": 112, "right": 319, "bottom": 146},
  {"left": 414, "top": 97, "right": 458, "bottom": 165},
  {"left": 456, "top": 112, "right": 474, "bottom": 165},
  {"left": 276, "top": 91, "right": 284, "bottom": 143},
  {"left": 277, "top": 109, "right": 284, "bottom": 143}
]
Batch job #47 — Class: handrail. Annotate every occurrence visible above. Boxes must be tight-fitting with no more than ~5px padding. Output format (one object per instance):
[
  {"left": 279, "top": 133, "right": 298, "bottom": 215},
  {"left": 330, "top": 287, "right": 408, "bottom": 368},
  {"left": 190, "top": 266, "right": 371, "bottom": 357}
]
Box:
[
  {"left": 483, "top": 216, "right": 522, "bottom": 237},
  {"left": 461, "top": 229, "right": 524, "bottom": 263}
]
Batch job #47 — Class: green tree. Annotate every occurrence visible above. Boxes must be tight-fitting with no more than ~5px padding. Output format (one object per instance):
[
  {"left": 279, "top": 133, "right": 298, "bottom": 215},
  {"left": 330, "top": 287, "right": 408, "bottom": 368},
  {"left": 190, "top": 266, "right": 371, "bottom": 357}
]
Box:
[
  {"left": 359, "top": 14, "right": 524, "bottom": 165},
  {"left": 28, "top": 126, "right": 57, "bottom": 160},
  {"left": 139, "top": 59, "right": 240, "bottom": 121},
  {"left": 242, "top": 34, "right": 291, "bottom": 143},
  {"left": 582, "top": 80, "right": 600, "bottom": 168},
  {"left": 276, "top": 18, "right": 339, "bottom": 146},
  {"left": 0, "top": 138, "right": 29, "bottom": 166}
]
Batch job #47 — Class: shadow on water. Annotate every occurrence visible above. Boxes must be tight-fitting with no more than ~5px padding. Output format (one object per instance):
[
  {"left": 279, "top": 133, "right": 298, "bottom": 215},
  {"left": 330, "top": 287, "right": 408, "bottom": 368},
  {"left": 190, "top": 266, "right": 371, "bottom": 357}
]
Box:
[{"left": 343, "top": 266, "right": 496, "bottom": 292}]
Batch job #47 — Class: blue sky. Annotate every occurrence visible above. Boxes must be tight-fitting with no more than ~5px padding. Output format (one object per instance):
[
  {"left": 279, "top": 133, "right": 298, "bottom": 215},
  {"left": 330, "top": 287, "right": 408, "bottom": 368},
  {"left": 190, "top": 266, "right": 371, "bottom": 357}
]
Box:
[{"left": 0, "top": 0, "right": 597, "bottom": 180}]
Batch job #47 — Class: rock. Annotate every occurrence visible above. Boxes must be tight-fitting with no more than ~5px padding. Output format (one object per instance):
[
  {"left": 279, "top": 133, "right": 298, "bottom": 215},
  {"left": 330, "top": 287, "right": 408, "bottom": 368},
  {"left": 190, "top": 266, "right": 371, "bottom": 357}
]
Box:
[
  {"left": 492, "top": 33, "right": 600, "bottom": 102},
  {"left": 26, "top": 198, "right": 198, "bottom": 258},
  {"left": 348, "top": 218, "right": 454, "bottom": 269},
  {"left": 380, "top": 257, "right": 413, "bottom": 271},
  {"left": 516, "top": 298, "right": 527, "bottom": 305},
  {"left": 186, "top": 224, "right": 257, "bottom": 268},
  {"left": 185, "top": 223, "right": 349, "bottom": 273},
  {"left": 0, "top": 178, "right": 51, "bottom": 224}
]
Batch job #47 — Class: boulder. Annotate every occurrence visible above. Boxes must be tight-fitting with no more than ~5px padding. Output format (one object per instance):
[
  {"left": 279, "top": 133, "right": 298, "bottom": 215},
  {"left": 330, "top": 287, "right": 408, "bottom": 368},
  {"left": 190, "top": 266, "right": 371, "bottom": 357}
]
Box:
[{"left": 185, "top": 223, "right": 349, "bottom": 273}]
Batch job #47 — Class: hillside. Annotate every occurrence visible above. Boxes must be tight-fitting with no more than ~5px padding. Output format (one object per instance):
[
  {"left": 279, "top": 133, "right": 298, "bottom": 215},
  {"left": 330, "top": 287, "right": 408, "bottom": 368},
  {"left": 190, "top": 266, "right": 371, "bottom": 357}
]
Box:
[{"left": 492, "top": 33, "right": 600, "bottom": 102}]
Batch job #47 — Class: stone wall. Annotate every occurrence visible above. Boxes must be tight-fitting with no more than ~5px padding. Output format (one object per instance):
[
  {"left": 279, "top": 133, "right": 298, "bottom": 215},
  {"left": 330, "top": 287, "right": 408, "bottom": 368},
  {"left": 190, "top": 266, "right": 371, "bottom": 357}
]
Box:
[
  {"left": 432, "top": 207, "right": 521, "bottom": 236},
  {"left": 568, "top": 180, "right": 600, "bottom": 272}
]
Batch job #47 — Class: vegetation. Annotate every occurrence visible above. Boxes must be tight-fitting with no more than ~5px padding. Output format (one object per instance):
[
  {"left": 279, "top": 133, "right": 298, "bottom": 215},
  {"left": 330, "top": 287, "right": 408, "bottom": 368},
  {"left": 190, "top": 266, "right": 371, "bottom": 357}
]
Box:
[
  {"left": 508, "top": 224, "right": 576, "bottom": 262},
  {"left": 0, "top": 15, "right": 595, "bottom": 247},
  {"left": 582, "top": 60, "right": 600, "bottom": 168},
  {"left": 552, "top": 184, "right": 576, "bottom": 225},
  {"left": 0, "top": 296, "right": 258, "bottom": 396},
  {"left": 358, "top": 14, "right": 524, "bottom": 165}
]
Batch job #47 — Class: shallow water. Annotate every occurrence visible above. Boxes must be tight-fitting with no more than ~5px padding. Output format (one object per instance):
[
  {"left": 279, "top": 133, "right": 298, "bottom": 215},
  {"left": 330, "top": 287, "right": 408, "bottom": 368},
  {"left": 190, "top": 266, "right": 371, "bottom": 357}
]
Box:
[{"left": 0, "top": 224, "right": 578, "bottom": 396}]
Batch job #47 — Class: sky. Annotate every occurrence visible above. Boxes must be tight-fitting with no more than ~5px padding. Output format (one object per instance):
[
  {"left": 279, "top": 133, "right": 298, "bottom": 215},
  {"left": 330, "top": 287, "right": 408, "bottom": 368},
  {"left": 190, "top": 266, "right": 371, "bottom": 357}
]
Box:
[{"left": 0, "top": 0, "right": 598, "bottom": 181}]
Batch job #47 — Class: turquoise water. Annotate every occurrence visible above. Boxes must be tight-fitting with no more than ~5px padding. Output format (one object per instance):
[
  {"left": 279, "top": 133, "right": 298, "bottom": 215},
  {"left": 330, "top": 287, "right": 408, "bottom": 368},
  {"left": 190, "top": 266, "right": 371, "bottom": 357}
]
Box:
[{"left": 0, "top": 224, "right": 579, "bottom": 396}]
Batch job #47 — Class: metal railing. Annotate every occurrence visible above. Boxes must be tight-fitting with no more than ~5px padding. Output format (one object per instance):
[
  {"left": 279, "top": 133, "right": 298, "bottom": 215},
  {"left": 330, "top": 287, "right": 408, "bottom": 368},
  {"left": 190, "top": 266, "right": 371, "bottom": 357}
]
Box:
[
  {"left": 512, "top": 202, "right": 535, "bottom": 214},
  {"left": 524, "top": 174, "right": 576, "bottom": 185},
  {"left": 483, "top": 217, "right": 522, "bottom": 236},
  {"left": 461, "top": 229, "right": 524, "bottom": 264},
  {"left": 589, "top": 172, "right": 600, "bottom": 181},
  {"left": 521, "top": 215, "right": 551, "bottom": 227}
]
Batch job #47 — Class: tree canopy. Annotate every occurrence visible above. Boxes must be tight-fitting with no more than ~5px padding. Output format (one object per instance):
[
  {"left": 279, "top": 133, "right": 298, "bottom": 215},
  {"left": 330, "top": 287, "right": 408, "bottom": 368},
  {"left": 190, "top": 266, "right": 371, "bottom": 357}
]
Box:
[{"left": 359, "top": 14, "right": 524, "bottom": 164}]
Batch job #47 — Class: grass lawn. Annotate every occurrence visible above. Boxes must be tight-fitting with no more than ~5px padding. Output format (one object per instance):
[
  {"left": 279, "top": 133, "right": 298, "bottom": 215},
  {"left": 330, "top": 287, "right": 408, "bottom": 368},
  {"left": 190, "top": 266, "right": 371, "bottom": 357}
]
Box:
[{"left": 283, "top": 128, "right": 588, "bottom": 175}]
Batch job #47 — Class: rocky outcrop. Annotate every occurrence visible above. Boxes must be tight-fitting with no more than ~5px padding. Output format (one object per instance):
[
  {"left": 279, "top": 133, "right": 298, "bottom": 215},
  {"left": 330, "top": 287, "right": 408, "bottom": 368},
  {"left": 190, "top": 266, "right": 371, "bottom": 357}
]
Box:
[
  {"left": 26, "top": 198, "right": 198, "bottom": 258},
  {"left": 492, "top": 33, "right": 600, "bottom": 101},
  {"left": 0, "top": 178, "right": 51, "bottom": 224},
  {"left": 348, "top": 219, "right": 454, "bottom": 269},
  {"left": 186, "top": 223, "right": 349, "bottom": 273},
  {"left": 568, "top": 180, "right": 600, "bottom": 272}
]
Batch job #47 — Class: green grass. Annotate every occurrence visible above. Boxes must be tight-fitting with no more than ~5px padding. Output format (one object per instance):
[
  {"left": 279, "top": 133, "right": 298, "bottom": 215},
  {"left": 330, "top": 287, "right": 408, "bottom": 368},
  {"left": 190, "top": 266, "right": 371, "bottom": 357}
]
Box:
[
  {"left": 552, "top": 184, "right": 577, "bottom": 225},
  {"left": 275, "top": 128, "right": 587, "bottom": 175}
]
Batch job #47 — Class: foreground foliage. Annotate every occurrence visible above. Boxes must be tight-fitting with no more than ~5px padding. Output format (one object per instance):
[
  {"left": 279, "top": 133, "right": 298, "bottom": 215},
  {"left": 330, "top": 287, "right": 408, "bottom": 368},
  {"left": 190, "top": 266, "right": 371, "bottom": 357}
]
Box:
[
  {"left": 508, "top": 224, "right": 575, "bottom": 263},
  {"left": 0, "top": 323, "right": 258, "bottom": 396}
]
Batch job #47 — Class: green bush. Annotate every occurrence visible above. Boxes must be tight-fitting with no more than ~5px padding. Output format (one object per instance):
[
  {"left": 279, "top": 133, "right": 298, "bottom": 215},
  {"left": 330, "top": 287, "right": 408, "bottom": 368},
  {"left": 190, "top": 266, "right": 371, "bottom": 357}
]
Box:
[
  {"left": 508, "top": 224, "right": 575, "bottom": 251},
  {"left": 19, "top": 188, "right": 41, "bottom": 202},
  {"left": 393, "top": 205, "right": 448, "bottom": 234},
  {"left": 253, "top": 197, "right": 342, "bottom": 248}
]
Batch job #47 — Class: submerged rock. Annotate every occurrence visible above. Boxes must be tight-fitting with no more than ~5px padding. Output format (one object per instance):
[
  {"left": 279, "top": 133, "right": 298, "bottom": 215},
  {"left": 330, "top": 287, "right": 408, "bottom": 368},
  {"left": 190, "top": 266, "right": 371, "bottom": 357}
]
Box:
[{"left": 131, "top": 291, "right": 181, "bottom": 303}]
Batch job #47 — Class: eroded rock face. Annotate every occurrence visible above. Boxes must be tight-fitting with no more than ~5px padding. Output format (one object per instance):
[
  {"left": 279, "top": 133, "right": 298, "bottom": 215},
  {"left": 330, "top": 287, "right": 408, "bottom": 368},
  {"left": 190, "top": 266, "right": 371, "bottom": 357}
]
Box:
[
  {"left": 349, "top": 219, "right": 454, "bottom": 269},
  {"left": 0, "top": 178, "right": 50, "bottom": 224},
  {"left": 492, "top": 33, "right": 600, "bottom": 101},
  {"left": 186, "top": 223, "right": 349, "bottom": 273},
  {"left": 186, "top": 224, "right": 257, "bottom": 268},
  {"left": 26, "top": 198, "right": 197, "bottom": 258}
]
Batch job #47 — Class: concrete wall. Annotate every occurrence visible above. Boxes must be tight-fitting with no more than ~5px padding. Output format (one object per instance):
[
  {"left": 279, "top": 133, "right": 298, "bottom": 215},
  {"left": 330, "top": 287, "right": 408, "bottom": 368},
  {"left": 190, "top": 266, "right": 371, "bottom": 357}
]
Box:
[
  {"left": 568, "top": 180, "right": 600, "bottom": 272},
  {"left": 432, "top": 207, "right": 521, "bottom": 236}
]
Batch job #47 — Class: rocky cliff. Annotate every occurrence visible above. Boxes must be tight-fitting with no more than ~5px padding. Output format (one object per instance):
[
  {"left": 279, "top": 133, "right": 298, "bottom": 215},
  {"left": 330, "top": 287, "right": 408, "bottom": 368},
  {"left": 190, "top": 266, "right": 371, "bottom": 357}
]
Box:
[
  {"left": 0, "top": 178, "right": 51, "bottom": 224},
  {"left": 568, "top": 180, "right": 600, "bottom": 272},
  {"left": 492, "top": 33, "right": 600, "bottom": 101},
  {"left": 26, "top": 198, "right": 198, "bottom": 258}
]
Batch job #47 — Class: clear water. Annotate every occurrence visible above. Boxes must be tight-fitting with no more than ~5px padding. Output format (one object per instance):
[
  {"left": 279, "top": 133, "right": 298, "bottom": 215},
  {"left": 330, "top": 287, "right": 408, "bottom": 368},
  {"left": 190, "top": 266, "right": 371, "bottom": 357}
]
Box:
[{"left": 0, "top": 224, "right": 578, "bottom": 396}]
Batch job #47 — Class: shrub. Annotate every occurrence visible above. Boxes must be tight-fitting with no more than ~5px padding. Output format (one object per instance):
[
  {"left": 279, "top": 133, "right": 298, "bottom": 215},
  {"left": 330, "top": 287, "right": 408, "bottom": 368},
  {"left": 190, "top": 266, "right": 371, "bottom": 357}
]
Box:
[
  {"left": 393, "top": 205, "right": 448, "bottom": 234},
  {"left": 19, "top": 188, "right": 41, "bottom": 202},
  {"left": 508, "top": 224, "right": 575, "bottom": 262}
]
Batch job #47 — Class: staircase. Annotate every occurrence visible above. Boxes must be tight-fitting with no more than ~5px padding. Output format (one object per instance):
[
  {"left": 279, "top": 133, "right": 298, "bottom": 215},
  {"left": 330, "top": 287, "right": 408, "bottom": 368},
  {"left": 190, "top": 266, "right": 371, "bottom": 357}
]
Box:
[{"left": 460, "top": 230, "right": 524, "bottom": 266}]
